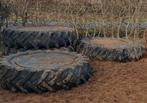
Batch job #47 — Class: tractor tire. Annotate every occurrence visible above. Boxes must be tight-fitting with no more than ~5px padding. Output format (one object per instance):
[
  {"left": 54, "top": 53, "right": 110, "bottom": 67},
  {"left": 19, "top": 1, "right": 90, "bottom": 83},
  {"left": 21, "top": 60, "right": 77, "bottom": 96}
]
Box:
[
  {"left": 0, "top": 49, "right": 92, "bottom": 93},
  {"left": 78, "top": 37, "right": 146, "bottom": 62},
  {"left": 2, "top": 26, "right": 76, "bottom": 55}
]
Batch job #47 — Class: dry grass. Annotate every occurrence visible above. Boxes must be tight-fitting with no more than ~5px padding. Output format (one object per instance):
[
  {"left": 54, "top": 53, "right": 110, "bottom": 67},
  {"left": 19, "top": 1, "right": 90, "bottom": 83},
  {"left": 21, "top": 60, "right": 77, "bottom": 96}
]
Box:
[{"left": 2, "top": 0, "right": 147, "bottom": 41}]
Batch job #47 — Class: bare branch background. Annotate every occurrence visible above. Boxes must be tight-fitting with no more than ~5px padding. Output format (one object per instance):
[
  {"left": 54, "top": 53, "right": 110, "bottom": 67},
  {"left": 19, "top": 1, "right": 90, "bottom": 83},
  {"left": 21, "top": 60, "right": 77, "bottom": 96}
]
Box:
[{"left": 0, "top": 0, "right": 147, "bottom": 42}]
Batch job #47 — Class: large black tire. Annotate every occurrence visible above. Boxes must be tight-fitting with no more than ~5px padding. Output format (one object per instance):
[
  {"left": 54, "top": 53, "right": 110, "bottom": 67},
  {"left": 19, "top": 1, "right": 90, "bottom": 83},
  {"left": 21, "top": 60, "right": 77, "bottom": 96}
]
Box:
[
  {"left": 2, "top": 26, "right": 76, "bottom": 55},
  {"left": 78, "top": 37, "right": 146, "bottom": 62},
  {"left": 0, "top": 49, "right": 92, "bottom": 93}
]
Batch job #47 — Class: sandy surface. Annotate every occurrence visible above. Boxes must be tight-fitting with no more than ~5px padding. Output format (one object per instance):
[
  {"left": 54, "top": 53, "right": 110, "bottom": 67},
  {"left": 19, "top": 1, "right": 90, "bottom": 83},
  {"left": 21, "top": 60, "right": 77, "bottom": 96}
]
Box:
[
  {"left": 17, "top": 26, "right": 74, "bottom": 32},
  {"left": 0, "top": 54, "right": 147, "bottom": 103},
  {"left": 90, "top": 38, "right": 128, "bottom": 48}
]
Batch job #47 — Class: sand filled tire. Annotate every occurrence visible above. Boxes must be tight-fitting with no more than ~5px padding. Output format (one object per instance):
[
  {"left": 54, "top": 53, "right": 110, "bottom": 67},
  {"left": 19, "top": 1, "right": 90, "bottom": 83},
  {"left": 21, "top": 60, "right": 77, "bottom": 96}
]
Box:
[
  {"left": 78, "top": 38, "right": 146, "bottom": 62},
  {"left": 2, "top": 26, "right": 76, "bottom": 55},
  {"left": 0, "top": 49, "right": 92, "bottom": 93}
]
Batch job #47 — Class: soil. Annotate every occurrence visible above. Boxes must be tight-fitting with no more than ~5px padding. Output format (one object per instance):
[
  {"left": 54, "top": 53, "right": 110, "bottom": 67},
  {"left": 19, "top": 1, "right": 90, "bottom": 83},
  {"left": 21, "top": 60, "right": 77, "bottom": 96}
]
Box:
[
  {"left": 9, "top": 51, "right": 77, "bottom": 70},
  {"left": 17, "top": 26, "right": 74, "bottom": 32},
  {"left": 90, "top": 38, "right": 128, "bottom": 48},
  {"left": 0, "top": 53, "right": 147, "bottom": 103}
]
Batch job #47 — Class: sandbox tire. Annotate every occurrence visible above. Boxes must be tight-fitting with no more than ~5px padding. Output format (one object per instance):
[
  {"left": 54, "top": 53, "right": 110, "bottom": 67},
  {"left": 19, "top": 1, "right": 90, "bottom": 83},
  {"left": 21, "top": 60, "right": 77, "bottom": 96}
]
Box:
[
  {"left": 0, "top": 50, "right": 92, "bottom": 93},
  {"left": 79, "top": 38, "right": 146, "bottom": 62},
  {"left": 2, "top": 28, "right": 77, "bottom": 55}
]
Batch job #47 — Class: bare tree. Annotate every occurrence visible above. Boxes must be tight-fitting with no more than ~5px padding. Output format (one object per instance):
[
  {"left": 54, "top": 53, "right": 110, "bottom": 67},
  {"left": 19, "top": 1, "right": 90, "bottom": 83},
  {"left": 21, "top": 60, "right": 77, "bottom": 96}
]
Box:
[
  {"left": 7, "top": 0, "right": 33, "bottom": 26},
  {"left": 0, "top": 0, "right": 10, "bottom": 29}
]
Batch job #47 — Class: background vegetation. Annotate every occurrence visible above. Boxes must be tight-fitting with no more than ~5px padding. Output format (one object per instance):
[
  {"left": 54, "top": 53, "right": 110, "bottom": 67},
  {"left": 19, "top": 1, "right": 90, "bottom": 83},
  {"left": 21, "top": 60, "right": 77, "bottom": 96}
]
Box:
[{"left": 0, "top": 0, "right": 147, "bottom": 41}]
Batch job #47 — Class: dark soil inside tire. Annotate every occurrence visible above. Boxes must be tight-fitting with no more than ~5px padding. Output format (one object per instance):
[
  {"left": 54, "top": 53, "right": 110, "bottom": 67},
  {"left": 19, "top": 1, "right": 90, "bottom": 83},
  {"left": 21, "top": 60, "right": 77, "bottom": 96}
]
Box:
[{"left": 9, "top": 51, "right": 78, "bottom": 70}]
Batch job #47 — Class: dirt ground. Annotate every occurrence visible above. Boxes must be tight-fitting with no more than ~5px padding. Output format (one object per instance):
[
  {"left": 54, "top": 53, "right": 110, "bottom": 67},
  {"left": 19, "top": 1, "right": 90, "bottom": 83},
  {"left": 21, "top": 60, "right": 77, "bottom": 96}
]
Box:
[{"left": 0, "top": 53, "right": 147, "bottom": 103}]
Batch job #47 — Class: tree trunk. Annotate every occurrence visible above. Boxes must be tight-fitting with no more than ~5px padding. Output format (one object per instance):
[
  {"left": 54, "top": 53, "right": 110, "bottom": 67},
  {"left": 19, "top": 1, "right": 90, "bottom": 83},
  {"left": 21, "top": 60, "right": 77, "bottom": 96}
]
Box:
[
  {"left": 145, "top": 30, "right": 147, "bottom": 44},
  {"left": 22, "top": 12, "right": 28, "bottom": 26}
]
